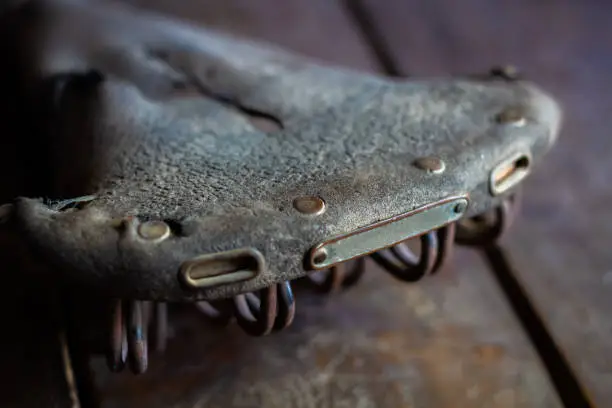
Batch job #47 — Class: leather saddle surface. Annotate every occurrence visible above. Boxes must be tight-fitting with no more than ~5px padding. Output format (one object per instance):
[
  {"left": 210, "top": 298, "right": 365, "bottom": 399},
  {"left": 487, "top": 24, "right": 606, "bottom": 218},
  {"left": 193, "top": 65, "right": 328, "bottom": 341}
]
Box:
[{"left": 0, "top": 0, "right": 561, "bottom": 301}]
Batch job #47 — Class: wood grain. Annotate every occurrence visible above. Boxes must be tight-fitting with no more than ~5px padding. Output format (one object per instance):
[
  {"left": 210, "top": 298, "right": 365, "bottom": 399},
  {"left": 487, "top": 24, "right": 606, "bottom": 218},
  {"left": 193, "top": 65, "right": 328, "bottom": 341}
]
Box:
[
  {"left": 92, "top": 0, "right": 562, "bottom": 407},
  {"left": 358, "top": 0, "right": 612, "bottom": 405},
  {"left": 96, "top": 260, "right": 562, "bottom": 408}
]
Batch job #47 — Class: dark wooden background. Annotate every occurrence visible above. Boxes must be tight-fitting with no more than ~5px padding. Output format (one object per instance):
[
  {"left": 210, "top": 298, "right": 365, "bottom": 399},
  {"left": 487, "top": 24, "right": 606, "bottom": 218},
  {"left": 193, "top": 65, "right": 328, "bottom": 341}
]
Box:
[{"left": 12, "top": 0, "right": 612, "bottom": 407}]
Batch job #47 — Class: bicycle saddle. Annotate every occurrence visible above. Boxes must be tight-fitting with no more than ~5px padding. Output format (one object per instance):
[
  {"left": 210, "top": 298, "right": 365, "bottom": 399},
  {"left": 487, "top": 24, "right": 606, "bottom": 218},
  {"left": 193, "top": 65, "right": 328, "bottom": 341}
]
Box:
[{"left": 0, "top": 0, "right": 561, "bottom": 373}]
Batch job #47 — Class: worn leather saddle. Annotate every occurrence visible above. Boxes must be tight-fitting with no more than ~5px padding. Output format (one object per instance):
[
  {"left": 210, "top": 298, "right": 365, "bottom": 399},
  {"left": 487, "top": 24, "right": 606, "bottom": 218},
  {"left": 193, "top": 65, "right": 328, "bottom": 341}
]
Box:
[{"left": 0, "top": 0, "right": 561, "bottom": 374}]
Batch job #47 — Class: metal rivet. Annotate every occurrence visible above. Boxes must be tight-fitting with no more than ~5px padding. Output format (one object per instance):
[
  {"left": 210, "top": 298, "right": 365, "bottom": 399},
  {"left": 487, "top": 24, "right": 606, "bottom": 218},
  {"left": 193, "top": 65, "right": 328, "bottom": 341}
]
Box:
[
  {"left": 294, "top": 196, "right": 326, "bottom": 215},
  {"left": 0, "top": 203, "right": 13, "bottom": 224},
  {"left": 490, "top": 65, "right": 520, "bottom": 80},
  {"left": 312, "top": 248, "right": 328, "bottom": 265},
  {"left": 137, "top": 220, "right": 170, "bottom": 242},
  {"left": 413, "top": 157, "right": 445, "bottom": 174},
  {"left": 453, "top": 201, "right": 468, "bottom": 214},
  {"left": 497, "top": 108, "right": 526, "bottom": 127}
]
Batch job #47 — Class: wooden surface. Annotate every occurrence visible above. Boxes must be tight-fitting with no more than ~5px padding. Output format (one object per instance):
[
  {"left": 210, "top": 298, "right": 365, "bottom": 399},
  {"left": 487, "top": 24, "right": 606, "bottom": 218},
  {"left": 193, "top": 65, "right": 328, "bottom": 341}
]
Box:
[
  {"left": 358, "top": 0, "right": 612, "bottom": 405},
  {"left": 91, "top": 1, "right": 563, "bottom": 407},
  {"left": 97, "top": 260, "right": 560, "bottom": 408}
]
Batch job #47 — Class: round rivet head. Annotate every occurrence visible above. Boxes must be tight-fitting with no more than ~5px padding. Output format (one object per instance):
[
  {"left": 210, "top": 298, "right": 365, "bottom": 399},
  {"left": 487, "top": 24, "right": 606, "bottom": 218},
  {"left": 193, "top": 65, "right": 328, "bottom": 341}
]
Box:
[
  {"left": 312, "top": 248, "right": 329, "bottom": 265},
  {"left": 490, "top": 65, "right": 520, "bottom": 80},
  {"left": 413, "top": 156, "right": 445, "bottom": 174},
  {"left": 294, "top": 196, "right": 326, "bottom": 215},
  {"left": 137, "top": 220, "right": 170, "bottom": 242},
  {"left": 453, "top": 201, "right": 468, "bottom": 214},
  {"left": 0, "top": 203, "right": 13, "bottom": 224},
  {"left": 497, "top": 107, "right": 526, "bottom": 127}
]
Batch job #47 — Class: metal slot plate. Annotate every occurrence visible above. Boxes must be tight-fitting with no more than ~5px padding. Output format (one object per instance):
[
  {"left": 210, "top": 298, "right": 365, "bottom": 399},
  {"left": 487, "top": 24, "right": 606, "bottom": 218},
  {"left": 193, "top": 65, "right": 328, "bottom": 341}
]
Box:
[
  {"left": 179, "top": 248, "right": 264, "bottom": 289},
  {"left": 310, "top": 196, "right": 469, "bottom": 270},
  {"left": 489, "top": 152, "right": 532, "bottom": 196}
]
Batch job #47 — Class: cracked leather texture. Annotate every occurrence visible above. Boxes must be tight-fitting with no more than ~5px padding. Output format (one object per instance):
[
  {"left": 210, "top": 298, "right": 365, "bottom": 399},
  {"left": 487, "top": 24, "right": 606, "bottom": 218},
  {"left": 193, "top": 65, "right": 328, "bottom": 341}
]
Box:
[{"left": 1, "top": 0, "right": 561, "bottom": 301}]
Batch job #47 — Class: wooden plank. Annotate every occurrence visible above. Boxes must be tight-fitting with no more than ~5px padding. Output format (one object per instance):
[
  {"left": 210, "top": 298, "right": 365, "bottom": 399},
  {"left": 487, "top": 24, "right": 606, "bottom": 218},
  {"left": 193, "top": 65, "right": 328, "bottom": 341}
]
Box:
[
  {"left": 358, "top": 0, "right": 612, "bottom": 405},
  {"left": 93, "top": 1, "right": 562, "bottom": 407}
]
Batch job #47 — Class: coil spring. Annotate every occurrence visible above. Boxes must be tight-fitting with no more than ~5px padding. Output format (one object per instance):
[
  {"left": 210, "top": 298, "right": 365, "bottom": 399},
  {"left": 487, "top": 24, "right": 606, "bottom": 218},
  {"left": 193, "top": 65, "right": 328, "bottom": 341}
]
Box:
[
  {"left": 107, "top": 300, "right": 168, "bottom": 374},
  {"left": 196, "top": 281, "right": 296, "bottom": 336},
  {"left": 104, "top": 192, "right": 519, "bottom": 374},
  {"left": 106, "top": 282, "right": 296, "bottom": 374}
]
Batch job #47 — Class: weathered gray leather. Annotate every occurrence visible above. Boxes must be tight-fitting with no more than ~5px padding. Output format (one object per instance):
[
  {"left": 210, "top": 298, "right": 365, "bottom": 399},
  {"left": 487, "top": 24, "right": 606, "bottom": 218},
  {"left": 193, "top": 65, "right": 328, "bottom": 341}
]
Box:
[{"left": 2, "top": 0, "right": 561, "bottom": 301}]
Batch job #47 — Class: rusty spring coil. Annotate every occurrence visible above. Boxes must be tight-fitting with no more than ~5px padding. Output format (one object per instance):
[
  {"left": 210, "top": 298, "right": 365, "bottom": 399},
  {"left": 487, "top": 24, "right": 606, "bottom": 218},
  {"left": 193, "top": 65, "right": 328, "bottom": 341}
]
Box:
[{"left": 105, "top": 192, "right": 520, "bottom": 374}]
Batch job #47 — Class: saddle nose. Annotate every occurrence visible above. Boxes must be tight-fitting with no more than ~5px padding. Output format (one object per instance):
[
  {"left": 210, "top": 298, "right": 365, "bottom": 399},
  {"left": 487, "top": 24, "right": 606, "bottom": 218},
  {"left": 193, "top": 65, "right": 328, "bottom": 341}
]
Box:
[{"left": 526, "top": 82, "right": 563, "bottom": 146}]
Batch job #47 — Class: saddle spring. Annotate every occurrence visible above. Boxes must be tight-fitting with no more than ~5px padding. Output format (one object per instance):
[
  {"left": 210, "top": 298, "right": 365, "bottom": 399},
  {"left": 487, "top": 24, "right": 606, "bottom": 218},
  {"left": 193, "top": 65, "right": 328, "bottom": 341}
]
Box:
[{"left": 105, "top": 282, "right": 297, "bottom": 374}]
